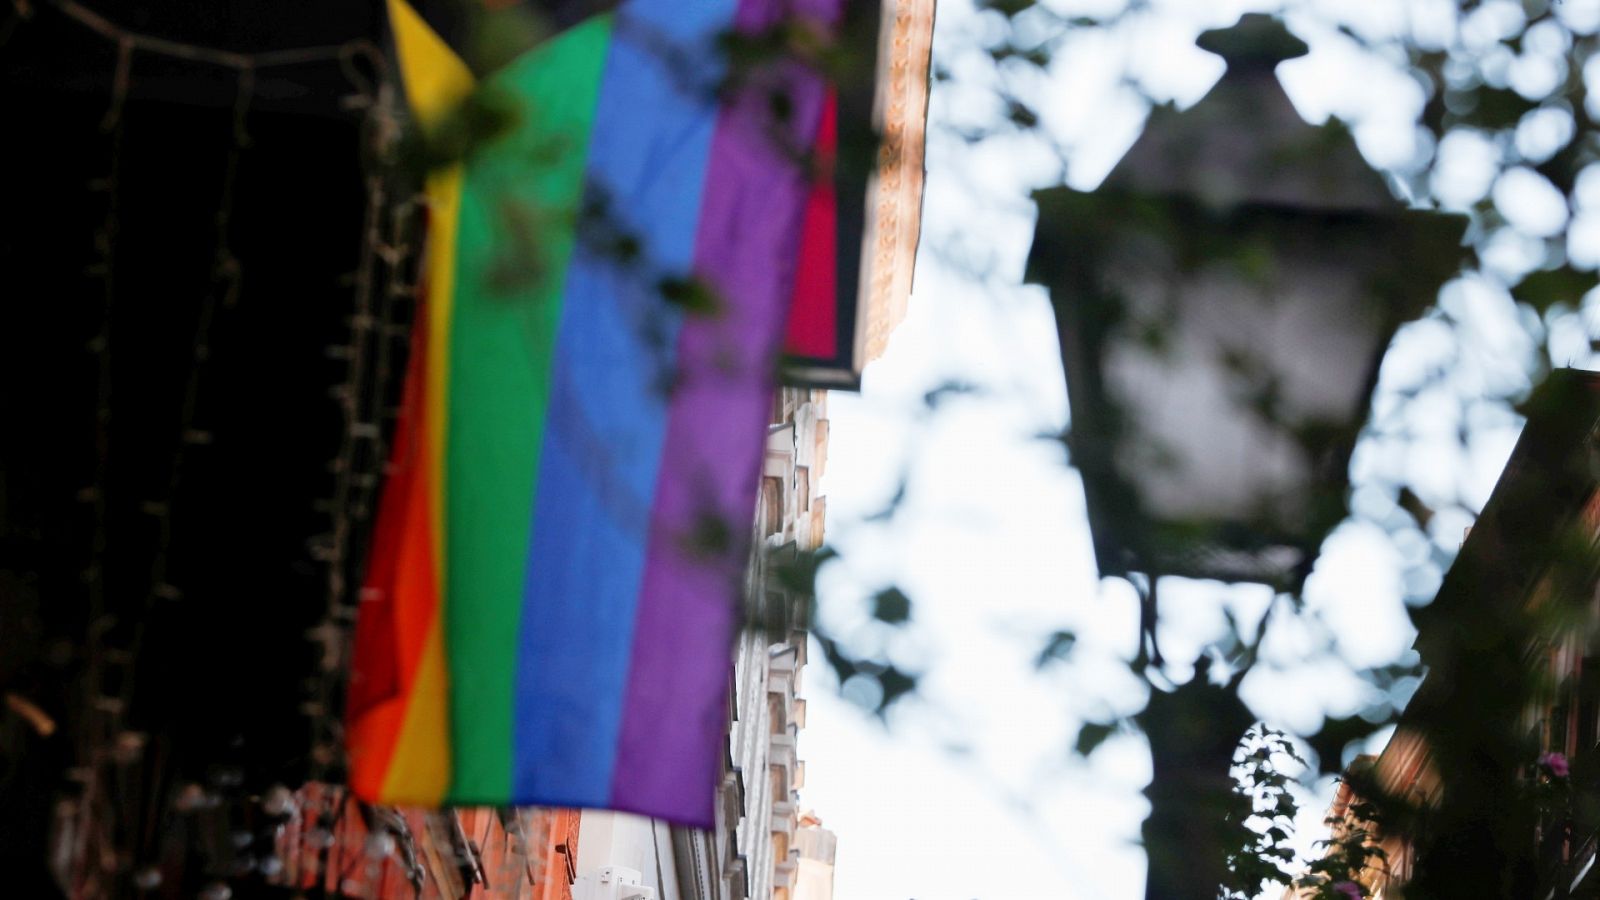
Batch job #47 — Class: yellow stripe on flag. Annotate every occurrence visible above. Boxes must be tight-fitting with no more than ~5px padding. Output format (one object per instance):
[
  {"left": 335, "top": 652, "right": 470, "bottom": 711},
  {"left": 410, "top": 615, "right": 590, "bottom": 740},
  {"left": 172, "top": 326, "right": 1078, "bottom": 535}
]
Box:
[
  {"left": 380, "top": 621, "right": 452, "bottom": 802},
  {"left": 376, "top": 0, "right": 476, "bottom": 804},
  {"left": 386, "top": 0, "right": 476, "bottom": 131}
]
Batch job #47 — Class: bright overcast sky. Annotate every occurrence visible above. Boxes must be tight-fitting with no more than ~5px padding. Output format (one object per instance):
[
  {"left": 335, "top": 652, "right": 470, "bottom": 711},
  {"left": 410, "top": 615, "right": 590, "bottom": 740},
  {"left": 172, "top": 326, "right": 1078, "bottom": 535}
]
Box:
[{"left": 795, "top": 0, "right": 1600, "bottom": 897}]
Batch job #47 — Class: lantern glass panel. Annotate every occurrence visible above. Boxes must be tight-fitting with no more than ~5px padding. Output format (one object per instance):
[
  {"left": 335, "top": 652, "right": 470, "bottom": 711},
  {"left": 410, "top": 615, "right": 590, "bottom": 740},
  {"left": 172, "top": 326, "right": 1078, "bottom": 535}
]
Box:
[{"left": 1101, "top": 215, "right": 1389, "bottom": 530}]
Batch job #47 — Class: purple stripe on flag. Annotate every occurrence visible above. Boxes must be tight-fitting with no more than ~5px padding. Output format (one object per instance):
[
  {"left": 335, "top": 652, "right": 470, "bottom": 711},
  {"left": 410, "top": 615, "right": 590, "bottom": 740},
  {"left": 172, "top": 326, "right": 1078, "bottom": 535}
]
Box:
[{"left": 608, "top": 0, "right": 845, "bottom": 826}]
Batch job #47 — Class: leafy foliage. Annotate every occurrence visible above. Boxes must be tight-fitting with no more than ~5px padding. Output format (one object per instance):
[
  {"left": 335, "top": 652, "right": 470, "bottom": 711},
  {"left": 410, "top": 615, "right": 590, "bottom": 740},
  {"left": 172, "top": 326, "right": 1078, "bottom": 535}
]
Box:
[{"left": 1220, "top": 728, "right": 1305, "bottom": 900}]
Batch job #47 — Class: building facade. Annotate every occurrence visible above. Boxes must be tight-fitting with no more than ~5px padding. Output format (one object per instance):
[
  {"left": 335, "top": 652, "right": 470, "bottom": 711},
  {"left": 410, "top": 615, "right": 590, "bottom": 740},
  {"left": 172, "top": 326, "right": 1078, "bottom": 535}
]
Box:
[
  {"left": 791, "top": 814, "right": 837, "bottom": 900},
  {"left": 1286, "top": 370, "right": 1600, "bottom": 898}
]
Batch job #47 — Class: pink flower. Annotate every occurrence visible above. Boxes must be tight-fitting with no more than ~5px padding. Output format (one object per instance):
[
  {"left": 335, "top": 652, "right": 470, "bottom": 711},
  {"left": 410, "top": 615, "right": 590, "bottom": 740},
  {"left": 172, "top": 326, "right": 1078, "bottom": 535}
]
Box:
[
  {"left": 1539, "top": 752, "right": 1570, "bottom": 779},
  {"left": 1331, "top": 882, "right": 1364, "bottom": 900}
]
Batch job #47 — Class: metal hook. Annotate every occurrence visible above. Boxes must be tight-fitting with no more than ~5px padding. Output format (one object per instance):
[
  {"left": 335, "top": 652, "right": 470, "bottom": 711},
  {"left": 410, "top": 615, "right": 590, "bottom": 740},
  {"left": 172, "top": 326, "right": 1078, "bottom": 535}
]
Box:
[{"left": 337, "top": 38, "right": 387, "bottom": 106}]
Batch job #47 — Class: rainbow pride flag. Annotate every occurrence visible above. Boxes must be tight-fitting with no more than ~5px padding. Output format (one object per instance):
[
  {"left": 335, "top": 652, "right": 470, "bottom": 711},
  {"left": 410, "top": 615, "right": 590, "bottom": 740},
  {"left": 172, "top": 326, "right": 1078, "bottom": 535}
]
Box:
[{"left": 346, "top": 0, "right": 840, "bottom": 826}]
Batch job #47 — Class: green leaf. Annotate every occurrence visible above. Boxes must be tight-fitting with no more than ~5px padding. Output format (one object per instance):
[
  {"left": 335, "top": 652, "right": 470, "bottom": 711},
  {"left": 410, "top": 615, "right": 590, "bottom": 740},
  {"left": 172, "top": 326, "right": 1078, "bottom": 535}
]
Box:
[
  {"left": 1513, "top": 267, "right": 1599, "bottom": 315},
  {"left": 1035, "top": 630, "right": 1077, "bottom": 668},
  {"left": 871, "top": 587, "right": 912, "bottom": 624},
  {"left": 771, "top": 547, "right": 836, "bottom": 596},
  {"left": 1307, "top": 714, "right": 1384, "bottom": 773},
  {"left": 1470, "top": 86, "right": 1538, "bottom": 130},
  {"left": 1075, "top": 721, "right": 1116, "bottom": 757},
  {"left": 1005, "top": 99, "right": 1039, "bottom": 129},
  {"left": 877, "top": 667, "right": 917, "bottom": 710},
  {"left": 658, "top": 276, "right": 723, "bottom": 316},
  {"left": 977, "top": 0, "right": 1036, "bottom": 17}
]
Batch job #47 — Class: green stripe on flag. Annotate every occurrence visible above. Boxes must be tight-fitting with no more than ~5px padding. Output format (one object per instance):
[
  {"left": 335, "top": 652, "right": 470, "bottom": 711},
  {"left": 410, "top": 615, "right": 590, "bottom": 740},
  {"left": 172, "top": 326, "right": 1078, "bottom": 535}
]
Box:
[{"left": 445, "top": 13, "right": 614, "bottom": 802}]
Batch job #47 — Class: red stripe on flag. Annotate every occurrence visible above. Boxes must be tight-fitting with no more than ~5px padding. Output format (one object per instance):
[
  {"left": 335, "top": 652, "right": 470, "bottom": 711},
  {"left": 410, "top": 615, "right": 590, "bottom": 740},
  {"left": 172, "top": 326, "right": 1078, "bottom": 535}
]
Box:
[{"left": 782, "top": 88, "right": 839, "bottom": 359}]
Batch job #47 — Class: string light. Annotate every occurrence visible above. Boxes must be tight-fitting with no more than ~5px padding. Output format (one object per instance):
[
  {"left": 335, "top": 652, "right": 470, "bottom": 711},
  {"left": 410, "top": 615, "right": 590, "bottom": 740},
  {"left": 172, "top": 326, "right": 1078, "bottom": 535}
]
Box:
[{"left": 48, "top": 0, "right": 379, "bottom": 73}]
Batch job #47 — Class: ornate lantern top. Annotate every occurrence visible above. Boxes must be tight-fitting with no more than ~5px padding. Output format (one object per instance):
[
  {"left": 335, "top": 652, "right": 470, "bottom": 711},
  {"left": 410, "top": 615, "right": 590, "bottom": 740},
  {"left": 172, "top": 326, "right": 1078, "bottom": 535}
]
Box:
[
  {"left": 1108, "top": 13, "right": 1393, "bottom": 214},
  {"left": 1195, "top": 12, "right": 1308, "bottom": 68}
]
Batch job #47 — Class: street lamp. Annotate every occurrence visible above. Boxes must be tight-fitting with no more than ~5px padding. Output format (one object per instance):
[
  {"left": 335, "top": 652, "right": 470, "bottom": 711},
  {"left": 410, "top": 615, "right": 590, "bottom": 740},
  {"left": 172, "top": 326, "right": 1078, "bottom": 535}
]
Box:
[
  {"left": 1027, "top": 14, "right": 1465, "bottom": 592},
  {"left": 1028, "top": 15, "right": 1467, "bottom": 899}
]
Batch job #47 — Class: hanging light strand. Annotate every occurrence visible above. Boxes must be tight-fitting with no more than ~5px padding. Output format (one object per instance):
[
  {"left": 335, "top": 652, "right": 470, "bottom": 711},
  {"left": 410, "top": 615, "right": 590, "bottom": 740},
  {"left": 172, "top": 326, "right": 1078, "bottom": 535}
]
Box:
[
  {"left": 303, "top": 77, "right": 416, "bottom": 785},
  {"left": 65, "top": 28, "right": 131, "bottom": 893},
  {"left": 285, "top": 78, "right": 426, "bottom": 891},
  {"left": 79, "top": 61, "right": 257, "bottom": 895},
  {"left": 47, "top": 0, "right": 380, "bottom": 73}
]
